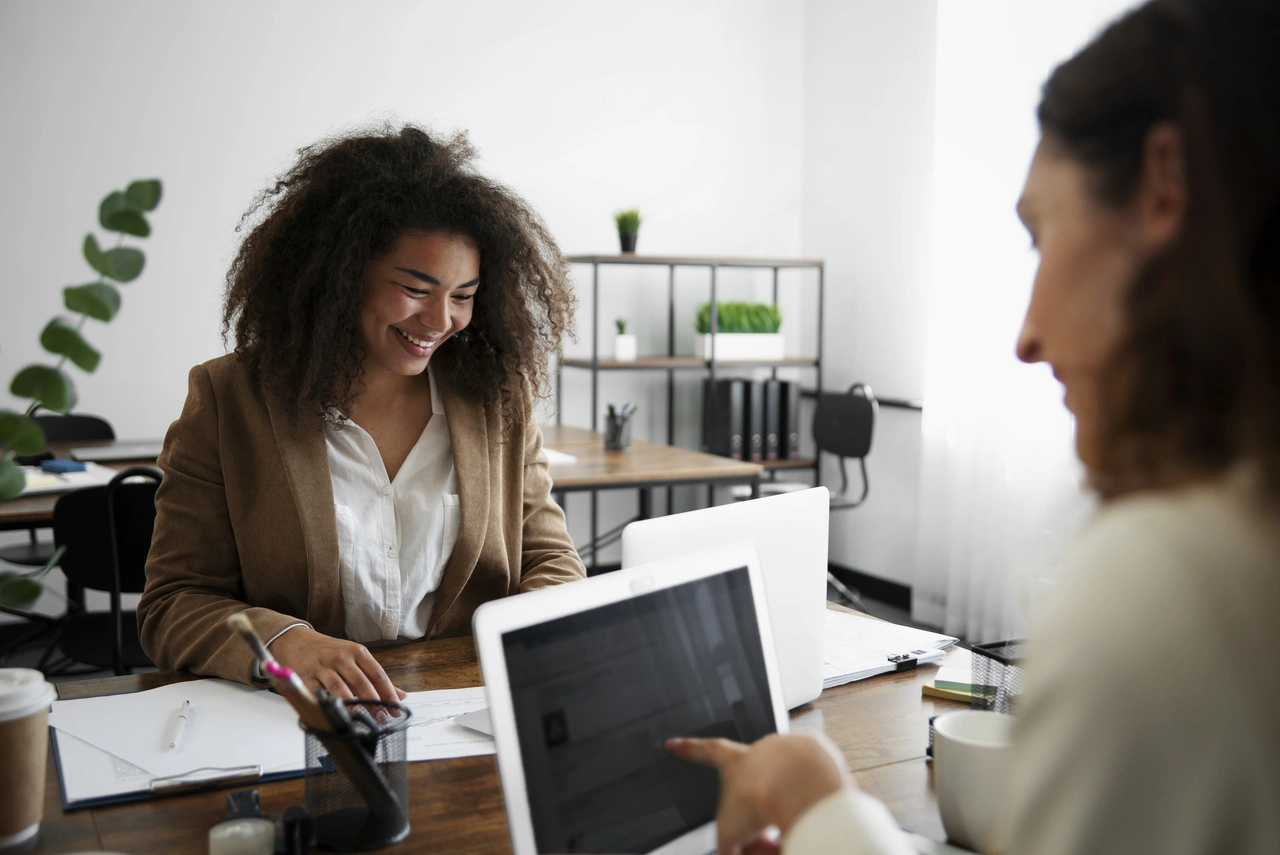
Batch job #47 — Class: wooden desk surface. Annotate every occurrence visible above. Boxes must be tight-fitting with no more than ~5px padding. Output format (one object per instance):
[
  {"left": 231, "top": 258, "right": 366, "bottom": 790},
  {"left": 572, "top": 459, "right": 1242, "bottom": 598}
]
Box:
[
  {"left": 35, "top": 628, "right": 964, "bottom": 854},
  {"left": 540, "top": 425, "right": 763, "bottom": 490}
]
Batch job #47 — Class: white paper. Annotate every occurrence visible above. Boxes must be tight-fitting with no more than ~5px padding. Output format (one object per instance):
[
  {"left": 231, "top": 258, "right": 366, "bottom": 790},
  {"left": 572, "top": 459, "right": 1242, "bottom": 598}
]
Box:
[
  {"left": 49, "top": 679, "right": 306, "bottom": 780},
  {"left": 542, "top": 448, "right": 577, "bottom": 466},
  {"left": 401, "top": 687, "right": 495, "bottom": 760},
  {"left": 54, "top": 730, "right": 154, "bottom": 805},
  {"left": 18, "top": 462, "right": 118, "bottom": 495},
  {"left": 822, "top": 610, "right": 957, "bottom": 689}
]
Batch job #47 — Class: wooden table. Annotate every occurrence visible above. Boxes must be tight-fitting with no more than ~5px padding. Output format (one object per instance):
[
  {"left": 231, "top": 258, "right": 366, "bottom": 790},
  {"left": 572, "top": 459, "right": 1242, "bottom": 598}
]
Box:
[
  {"left": 0, "top": 442, "right": 159, "bottom": 533},
  {"left": 33, "top": 631, "right": 965, "bottom": 854}
]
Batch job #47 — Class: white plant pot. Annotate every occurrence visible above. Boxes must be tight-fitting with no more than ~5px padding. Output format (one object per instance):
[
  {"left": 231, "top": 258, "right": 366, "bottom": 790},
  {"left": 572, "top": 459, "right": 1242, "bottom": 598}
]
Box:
[
  {"left": 614, "top": 333, "right": 638, "bottom": 361},
  {"left": 697, "top": 333, "right": 785, "bottom": 361}
]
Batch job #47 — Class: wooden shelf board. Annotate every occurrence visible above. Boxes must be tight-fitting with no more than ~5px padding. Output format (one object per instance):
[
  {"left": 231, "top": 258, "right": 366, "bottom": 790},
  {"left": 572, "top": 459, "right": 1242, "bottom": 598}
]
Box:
[
  {"left": 567, "top": 253, "right": 824, "bottom": 269},
  {"left": 561, "top": 357, "right": 818, "bottom": 370},
  {"left": 761, "top": 457, "right": 818, "bottom": 470}
]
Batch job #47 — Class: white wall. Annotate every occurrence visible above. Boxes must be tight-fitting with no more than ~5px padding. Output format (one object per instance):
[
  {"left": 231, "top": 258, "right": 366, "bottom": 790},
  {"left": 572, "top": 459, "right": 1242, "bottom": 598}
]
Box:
[
  {"left": 0, "top": 0, "right": 805, "bottom": 610},
  {"left": 801, "top": 0, "right": 937, "bottom": 588}
]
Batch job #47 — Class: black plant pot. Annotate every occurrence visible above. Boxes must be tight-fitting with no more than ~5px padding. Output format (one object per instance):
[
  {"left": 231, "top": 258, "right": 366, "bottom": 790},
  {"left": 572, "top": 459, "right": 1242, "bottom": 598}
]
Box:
[{"left": 619, "top": 232, "right": 637, "bottom": 253}]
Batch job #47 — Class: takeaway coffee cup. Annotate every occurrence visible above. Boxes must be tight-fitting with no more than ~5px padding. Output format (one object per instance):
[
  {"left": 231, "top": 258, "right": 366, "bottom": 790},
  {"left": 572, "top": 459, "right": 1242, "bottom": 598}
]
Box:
[
  {"left": 0, "top": 669, "right": 57, "bottom": 853},
  {"left": 932, "top": 709, "right": 1014, "bottom": 853}
]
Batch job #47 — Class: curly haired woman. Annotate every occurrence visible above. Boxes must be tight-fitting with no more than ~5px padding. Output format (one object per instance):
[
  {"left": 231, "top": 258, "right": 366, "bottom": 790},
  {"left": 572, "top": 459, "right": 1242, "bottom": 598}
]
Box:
[{"left": 138, "top": 126, "right": 585, "bottom": 701}]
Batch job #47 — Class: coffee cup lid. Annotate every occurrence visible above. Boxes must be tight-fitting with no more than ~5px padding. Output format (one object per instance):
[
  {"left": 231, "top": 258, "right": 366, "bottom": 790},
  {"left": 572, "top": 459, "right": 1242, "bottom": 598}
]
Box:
[{"left": 0, "top": 668, "right": 56, "bottom": 722}]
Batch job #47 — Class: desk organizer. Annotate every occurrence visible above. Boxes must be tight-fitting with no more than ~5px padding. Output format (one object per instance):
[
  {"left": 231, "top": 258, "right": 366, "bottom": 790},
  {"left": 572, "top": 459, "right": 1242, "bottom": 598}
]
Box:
[
  {"left": 303, "top": 700, "right": 411, "bottom": 852},
  {"left": 970, "top": 640, "right": 1026, "bottom": 715}
]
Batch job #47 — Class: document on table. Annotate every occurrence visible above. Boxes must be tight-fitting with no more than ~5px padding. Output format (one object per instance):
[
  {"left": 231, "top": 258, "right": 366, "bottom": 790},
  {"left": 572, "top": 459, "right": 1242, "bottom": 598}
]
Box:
[
  {"left": 542, "top": 448, "right": 577, "bottom": 466},
  {"left": 822, "top": 610, "right": 957, "bottom": 689},
  {"left": 18, "top": 461, "right": 118, "bottom": 495},
  {"left": 49, "top": 680, "right": 494, "bottom": 809},
  {"left": 401, "top": 687, "right": 494, "bottom": 760}
]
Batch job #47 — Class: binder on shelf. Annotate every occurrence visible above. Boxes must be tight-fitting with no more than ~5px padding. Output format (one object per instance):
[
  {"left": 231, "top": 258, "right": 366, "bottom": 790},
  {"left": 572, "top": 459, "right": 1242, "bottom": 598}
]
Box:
[
  {"left": 781, "top": 381, "right": 802, "bottom": 459},
  {"left": 703, "top": 378, "right": 745, "bottom": 459},
  {"left": 763, "top": 380, "right": 781, "bottom": 461},
  {"left": 743, "top": 380, "right": 765, "bottom": 462}
]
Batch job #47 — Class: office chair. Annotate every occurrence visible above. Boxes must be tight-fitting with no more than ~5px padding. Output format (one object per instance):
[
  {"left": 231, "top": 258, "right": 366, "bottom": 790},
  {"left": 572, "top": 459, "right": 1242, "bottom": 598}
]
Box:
[
  {"left": 49, "top": 466, "right": 160, "bottom": 675},
  {"left": 813, "top": 383, "right": 878, "bottom": 510},
  {"left": 2, "top": 412, "right": 116, "bottom": 569}
]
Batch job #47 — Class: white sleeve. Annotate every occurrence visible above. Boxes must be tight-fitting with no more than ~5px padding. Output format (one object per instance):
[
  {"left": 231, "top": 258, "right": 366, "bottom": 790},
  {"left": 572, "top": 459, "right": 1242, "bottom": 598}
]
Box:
[{"left": 784, "top": 789, "right": 918, "bottom": 855}]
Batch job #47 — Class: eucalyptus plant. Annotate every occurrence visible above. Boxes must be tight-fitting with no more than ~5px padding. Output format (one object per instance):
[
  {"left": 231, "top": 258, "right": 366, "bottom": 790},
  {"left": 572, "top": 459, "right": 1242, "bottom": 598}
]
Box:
[
  {"left": 0, "top": 179, "right": 161, "bottom": 609},
  {"left": 695, "top": 302, "right": 782, "bottom": 335}
]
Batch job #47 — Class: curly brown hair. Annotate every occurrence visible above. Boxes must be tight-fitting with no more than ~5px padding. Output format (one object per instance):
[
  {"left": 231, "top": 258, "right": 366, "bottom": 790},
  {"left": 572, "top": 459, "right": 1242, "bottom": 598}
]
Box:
[
  {"left": 223, "top": 125, "right": 575, "bottom": 427},
  {"left": 1038, "top": 0, "right": 1280, "bottom": 497}
]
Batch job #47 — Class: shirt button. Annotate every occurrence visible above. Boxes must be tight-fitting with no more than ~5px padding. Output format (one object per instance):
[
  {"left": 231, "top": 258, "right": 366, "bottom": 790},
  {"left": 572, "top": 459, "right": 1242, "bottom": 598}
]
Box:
[
  {"left": 382, "top": 486, "right": 392, "bottom": 497},
  {"left": 388, "top": 546, "right": 398, "bottom": 559}
]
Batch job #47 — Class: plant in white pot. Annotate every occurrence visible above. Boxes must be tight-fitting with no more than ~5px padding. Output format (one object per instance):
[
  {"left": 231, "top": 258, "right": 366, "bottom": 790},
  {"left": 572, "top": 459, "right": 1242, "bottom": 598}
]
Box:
[
  {"left": 613, "top": 318, "right": 637, "bottom": 361},
  {"left": 695, "top": 302, "right": 784, "bottom": 361}
]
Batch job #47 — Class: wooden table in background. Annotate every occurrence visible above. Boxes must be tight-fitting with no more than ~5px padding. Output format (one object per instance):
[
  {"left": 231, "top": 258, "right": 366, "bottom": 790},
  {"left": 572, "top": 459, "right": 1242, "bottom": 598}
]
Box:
[{"left": 34, "top": 622, "right": 965, "bottom": 854}]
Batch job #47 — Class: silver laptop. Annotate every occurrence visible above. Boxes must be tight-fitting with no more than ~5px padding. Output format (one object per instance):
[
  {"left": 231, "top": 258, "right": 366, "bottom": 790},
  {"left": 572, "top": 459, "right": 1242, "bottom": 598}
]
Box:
[
  {"left": 621, "top": 487, "right": 828, "bottom": 709},
  {"left": 474, "top": 542, "right": 790, "bottom": 855}
]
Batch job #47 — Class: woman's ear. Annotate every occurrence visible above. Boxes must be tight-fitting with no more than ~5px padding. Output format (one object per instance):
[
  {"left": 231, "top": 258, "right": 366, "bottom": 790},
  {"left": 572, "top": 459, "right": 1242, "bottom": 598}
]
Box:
[{"left": 1136, "top": 123, "right": 1188, "bottom": 251}]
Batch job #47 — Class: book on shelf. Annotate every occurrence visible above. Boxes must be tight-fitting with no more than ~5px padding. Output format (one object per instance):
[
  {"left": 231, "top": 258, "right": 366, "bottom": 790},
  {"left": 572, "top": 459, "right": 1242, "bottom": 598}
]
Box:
[
  {"left": 743, "top": 380, "right": 766, "bottom": 462},
  {"left": 703, "top": 378, "right": 745, "bottom": 459},
  {"left": 764, "top": 380, "right": 782, "bottom": 460},
  {"left": 781, "top": 380, "right": 802, "bottom": 459}
]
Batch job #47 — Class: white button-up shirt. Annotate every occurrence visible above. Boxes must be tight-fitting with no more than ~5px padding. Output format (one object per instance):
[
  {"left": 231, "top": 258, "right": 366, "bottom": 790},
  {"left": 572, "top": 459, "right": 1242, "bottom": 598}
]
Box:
[{"left": 325, "top": 367, "right": 460, "bottom": 645}]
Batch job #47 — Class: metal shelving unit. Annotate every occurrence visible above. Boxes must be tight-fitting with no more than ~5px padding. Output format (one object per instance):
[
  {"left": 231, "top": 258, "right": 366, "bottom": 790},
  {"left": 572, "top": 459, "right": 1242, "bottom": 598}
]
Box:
[{"left": 555, "top": 254, "right": 826, "bottom": 541}]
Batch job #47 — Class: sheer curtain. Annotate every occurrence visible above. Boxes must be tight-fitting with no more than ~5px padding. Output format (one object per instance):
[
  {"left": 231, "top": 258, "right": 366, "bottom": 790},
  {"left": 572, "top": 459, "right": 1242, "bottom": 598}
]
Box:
[{"left": 911, "top": 0, "right": 1139, "bottom": 642}]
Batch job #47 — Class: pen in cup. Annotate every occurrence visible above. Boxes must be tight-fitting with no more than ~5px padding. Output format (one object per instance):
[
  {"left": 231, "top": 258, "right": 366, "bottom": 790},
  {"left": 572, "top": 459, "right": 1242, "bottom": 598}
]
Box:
[{"left": 167, "top": 699, "right": 191, "bottom": 751}]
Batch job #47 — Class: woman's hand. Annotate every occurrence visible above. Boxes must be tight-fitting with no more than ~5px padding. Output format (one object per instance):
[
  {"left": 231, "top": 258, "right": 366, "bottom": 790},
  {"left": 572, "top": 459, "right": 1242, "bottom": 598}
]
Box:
[
  {"left": 270, "top": 627, "right": 407, "bottom": 703},
  {"left": 666, "top": 732, "right": 850, "bottom": 855}
]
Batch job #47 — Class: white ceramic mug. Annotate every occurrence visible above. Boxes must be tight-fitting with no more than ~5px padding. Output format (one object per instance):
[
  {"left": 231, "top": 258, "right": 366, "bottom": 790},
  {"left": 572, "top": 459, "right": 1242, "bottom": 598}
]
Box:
[{"left": 932, "top": 709, "right": 1014, "bottom": 853}]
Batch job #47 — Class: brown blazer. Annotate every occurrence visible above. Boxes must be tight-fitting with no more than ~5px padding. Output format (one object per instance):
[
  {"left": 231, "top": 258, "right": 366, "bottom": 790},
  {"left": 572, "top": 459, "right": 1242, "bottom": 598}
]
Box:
[{"left": 137, "top": 353, "right": 585, "bottom": 684}]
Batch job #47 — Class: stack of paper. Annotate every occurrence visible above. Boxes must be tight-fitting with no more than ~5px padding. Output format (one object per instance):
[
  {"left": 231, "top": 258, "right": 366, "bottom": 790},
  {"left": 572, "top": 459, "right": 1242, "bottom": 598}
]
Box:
[
  {"left": 822, "top": 610, "right": 957, "bottom": 690},
  {"left": 48, "top": 679, "right": 495, "bottom": 809}
]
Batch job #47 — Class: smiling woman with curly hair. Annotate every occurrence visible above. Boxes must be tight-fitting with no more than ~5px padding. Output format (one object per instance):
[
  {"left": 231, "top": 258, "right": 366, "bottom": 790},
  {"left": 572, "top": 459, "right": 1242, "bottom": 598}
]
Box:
[{"left": 138, "top": 125, "right": 585, "bottom": 701}]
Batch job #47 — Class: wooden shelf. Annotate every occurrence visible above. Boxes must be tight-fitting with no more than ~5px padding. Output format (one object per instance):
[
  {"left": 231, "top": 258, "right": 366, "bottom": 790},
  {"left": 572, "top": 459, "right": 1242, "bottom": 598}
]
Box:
[
  {"left": 567, "top": 253, "right": 824, "bottom": 269},
  {"left": 561, "top": 357, "right": 818, "bottom": 371}
]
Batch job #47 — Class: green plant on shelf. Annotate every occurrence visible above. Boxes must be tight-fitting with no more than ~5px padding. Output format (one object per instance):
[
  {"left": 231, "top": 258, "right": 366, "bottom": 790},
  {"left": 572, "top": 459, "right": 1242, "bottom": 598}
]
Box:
[
  {"left": 0, "top": 179, "right": 162, "bottom": 608},
  {"left": 695, "top": 302, "right": 782, "bottom": 334},
  {"left": 615, "top": 318, "right": 628, "bottom": 335},
  {"left": 613, "top": 209, "right": 641, "bottom": 236}
]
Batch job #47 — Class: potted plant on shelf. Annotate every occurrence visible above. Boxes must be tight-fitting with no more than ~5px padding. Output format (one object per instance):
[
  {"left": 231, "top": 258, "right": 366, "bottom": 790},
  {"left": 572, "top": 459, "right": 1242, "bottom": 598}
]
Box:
[
  {"left": 695, "top": 302, "right": 784, "bottom": 361},
  {"left": 0, "top": 178, "right": 162, "bottom": 610},
  {"left": 614, "top": 318, "right": 637, "bottom": 361},
  {"left": 614, "top": 209, "right": 641, "bottom": 254}
]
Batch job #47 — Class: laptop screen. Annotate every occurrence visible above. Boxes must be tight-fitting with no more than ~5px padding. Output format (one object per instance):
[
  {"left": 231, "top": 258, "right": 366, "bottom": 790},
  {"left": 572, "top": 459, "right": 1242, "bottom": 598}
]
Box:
[{"left": 501, "top": 566, "right": 777, "bottom": 854}]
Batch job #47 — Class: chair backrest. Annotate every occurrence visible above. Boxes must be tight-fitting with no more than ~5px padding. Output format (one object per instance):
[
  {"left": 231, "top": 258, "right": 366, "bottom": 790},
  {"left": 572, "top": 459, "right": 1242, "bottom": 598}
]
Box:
[
  {"left": 34, "top": 412, "right": 115, "bottom": 443},
  {"left": 812, "top": 384, "right": 877, "bottom": 459},
  {"left": 53, "top": 469, "right": 160, "bottom": 595}
]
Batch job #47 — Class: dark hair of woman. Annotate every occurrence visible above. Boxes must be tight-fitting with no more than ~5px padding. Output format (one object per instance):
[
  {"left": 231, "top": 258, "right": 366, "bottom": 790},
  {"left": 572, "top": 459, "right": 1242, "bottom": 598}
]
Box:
[
  {"left": 1037, "top": 0, "right": 1280, "bottom": 497},
  {"left": 222, "top": 125, "right": 575, "bottom": 428}
]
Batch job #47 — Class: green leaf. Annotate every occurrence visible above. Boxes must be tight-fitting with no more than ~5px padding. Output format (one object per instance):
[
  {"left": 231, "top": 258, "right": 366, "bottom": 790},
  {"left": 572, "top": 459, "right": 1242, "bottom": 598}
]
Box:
[
  {"left": 0, "top": 411, "right": 46, "bottom": 456},
  {"left": 10, "top": 365, "right": 76, "bottom": 413},
  {"left": 83, "top": 235, "right": 145, "bottom": 282},
  {"left": 125, "top": 179, "right": 162, "bottom": 211},
  {"left": 40, "top": 318, "right": 101, "bottom": 372},
  {"left": 99, "top": 191, "right": 150, "bottom": 237},
  {"left": 64, "top": 282, "right": 121, "bottom": 322},
  {"left": 0, "top": 454, "right": 25, "bottom": 501},
  {"left": 0, "top": 573, "right": 42, "bottom": 610}
]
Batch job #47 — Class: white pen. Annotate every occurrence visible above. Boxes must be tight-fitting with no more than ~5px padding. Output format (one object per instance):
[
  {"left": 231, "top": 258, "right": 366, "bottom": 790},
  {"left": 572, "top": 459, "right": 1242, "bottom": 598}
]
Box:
[{"left": 168, "top": 700, "right": 191, "bottom": 751}]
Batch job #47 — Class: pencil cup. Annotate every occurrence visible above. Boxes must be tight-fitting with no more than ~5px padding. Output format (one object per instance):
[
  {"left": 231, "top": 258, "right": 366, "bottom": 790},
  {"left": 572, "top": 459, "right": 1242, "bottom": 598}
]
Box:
[
  {"left": 604, "top": 412, "right": 632, "bottom": 451},
  {"left": 303, "top": 700, "right": 412, "bottom": 852},
  {"left": 0, "top": 669, "right": 56, "bottom": 853}
]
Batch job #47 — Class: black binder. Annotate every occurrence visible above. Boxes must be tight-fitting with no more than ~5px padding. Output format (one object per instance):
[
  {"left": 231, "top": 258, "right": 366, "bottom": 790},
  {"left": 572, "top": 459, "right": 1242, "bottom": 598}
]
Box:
[
  {"left": 743, "top": 380, "right": 765, "bottom": 462},
  {"left": 764, "top": 380, "right": 782, "bottom": 461},
  {"left": 781, "top": 381, "right": 802, "bottom": 459},
  {"left": 703, "top": 378, "right": 745, "bottom": 459}
]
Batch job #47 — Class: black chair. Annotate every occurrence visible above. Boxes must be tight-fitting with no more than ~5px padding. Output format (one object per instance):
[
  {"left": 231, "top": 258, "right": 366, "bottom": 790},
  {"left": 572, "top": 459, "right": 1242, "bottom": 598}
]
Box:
[
  {"left": 812, "top": 383, "right": 878, "bottom": 510},
  {"left": 2, "top": 412, "right": 116, "bottom": 569},
  {"left": 50, "top": 466, "right": 160, "bottom": 675}
]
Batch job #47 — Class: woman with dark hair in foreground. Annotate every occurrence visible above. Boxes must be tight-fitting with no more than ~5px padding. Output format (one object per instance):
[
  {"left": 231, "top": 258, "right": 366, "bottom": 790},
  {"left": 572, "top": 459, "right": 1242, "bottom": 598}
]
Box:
[
  {"left": 138, "top": 126, "right": 585, "bottom": 701},
  {"left": 669, "top": 1, "right": 1280, "bottom": 852}
]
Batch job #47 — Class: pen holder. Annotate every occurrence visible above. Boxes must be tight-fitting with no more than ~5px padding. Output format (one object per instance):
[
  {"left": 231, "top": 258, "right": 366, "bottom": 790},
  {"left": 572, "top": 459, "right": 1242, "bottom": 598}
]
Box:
[
  {"left": 969, "top": 640, "right": 1026, "bottom": 715},
  {"left": 302, "top": 700, "right": 412, "bottom": 852},
  {"left": 604, "top": 412, "right": 633, "bottom": 451}
]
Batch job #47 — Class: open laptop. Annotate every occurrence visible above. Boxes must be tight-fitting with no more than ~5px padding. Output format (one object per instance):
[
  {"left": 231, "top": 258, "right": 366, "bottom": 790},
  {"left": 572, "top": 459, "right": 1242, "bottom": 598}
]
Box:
[
  {"left": 620, "top": 487, "right": 829, "bottom": 709},
  {"left": 474, "top": 542, "right": 790, "bottom": 855}
]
